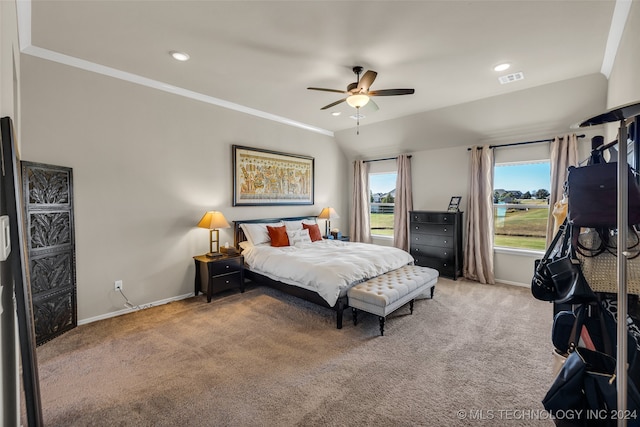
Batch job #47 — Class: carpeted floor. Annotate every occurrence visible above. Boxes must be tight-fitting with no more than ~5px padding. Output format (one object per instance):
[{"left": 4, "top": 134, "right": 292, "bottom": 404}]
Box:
[{"left": 34, "top": 278, "right": 556, "bottom": 426}]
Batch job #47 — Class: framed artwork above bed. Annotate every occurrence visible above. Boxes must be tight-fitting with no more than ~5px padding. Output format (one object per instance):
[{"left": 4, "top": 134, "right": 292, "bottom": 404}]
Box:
[{"left": 232, "top": 145, "right": 314, "bottom": 206}]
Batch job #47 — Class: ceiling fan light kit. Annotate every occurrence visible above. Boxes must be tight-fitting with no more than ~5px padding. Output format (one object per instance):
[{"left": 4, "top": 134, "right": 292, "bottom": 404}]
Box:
[
  {"left": 346, "top": 94, "right": 370, "bottom": 108},
  {"left": 307, "top": 65, "right": 415, "bottom": 134}
]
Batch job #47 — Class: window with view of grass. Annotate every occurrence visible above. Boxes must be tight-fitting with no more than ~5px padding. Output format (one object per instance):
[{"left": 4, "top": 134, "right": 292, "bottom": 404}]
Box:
[
  {"left": 369, "top": 172, "right": 397, "bottom": 237},
  {"left": 494, "top": 161, "right": 550, "bottom": 251}
]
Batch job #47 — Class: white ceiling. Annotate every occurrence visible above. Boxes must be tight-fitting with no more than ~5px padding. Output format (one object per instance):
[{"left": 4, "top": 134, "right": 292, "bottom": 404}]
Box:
[{"left": 20, "top": 1, "right": 625, "bottom": 138}]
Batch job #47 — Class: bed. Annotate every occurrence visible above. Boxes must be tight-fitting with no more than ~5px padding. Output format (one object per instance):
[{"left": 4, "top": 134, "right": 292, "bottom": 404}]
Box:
[{"left": 233, "top": 216, "right": 415, "bottom": 328}]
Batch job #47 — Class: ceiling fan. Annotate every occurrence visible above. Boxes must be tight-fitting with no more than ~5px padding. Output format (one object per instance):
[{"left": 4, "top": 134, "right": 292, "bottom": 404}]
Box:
[{"left": 307, "top": 66, "right": 415, "bottom": 112}]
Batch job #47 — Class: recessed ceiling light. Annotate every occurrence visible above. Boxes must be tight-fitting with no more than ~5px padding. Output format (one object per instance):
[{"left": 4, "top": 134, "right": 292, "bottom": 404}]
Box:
[
  {"left": 494, "top": 63, "right": 510, "bottom": 72},
  {"left": 170, "top": 51, "right": 190, "bottom": 61},
  {"left": 331, "top": 112, "right": 341, "bottom": 116}
]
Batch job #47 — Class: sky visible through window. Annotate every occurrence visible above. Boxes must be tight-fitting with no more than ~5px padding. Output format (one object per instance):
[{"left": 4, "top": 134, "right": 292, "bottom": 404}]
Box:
[
  {"left": 370, "top": 173, "right": 397, "bottom": 194},
  {"left": 494, "top": 162, "right": 550, "bottom": 192}
]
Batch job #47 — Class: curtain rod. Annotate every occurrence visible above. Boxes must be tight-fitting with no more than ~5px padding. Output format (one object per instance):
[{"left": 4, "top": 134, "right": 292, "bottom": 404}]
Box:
[
  {"left": 466, "top": 134, "right": 586, "bottom": 151},
  {"left": 363, "top": 155, "right": 412, "bottom": 163}
]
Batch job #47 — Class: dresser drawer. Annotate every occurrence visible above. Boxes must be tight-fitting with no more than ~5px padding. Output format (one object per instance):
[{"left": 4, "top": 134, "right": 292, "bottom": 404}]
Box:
[
  {"left": 411, "top": 222, "right": 454, "bottom": 236},
  {"left": 209, "top": 257, "right": 243, "bottom": 276},
  {"left": 410, "top": 234, "right": 454, "bottom": 248},
  {"left": 209, "top": 271, "right": 243, "bottom": 292},
  {"left": 413, "top": 256, "right": 456, "bottom": 277},
  {"left": 410, "top": 245, "right": 454, "bottom": 261},
  {"left": 410, "top": 212, "right": 457, "bottom": 224}
]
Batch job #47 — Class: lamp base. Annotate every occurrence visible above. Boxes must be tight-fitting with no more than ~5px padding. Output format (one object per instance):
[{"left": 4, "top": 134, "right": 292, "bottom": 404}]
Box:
[{"left": 206, "top": 252, "right": 224, "bottom": 258}]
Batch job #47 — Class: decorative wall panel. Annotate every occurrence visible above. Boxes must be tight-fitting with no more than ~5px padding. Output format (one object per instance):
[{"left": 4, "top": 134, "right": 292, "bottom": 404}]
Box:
[{"left": 22, "top": 161, "right": 76, "bottom": 345}]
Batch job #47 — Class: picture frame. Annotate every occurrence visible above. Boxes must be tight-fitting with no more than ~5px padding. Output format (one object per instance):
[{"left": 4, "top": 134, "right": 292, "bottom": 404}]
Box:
[
  {"left": 447, "top": 196, "right": 461, "bottom": 212},
  {"left": 232, "top": 145, "right": 314, "bottom": 206}
]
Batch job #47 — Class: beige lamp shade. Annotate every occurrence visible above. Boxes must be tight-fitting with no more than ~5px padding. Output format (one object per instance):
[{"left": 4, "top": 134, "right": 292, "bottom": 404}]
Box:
[
  {"left": 318, "top": 207, "right": 340, "bottom": 220},
  {"left": 197, "top": 211, "right": 230, "bottom": 230},
  {"left": 318, "top": 207, "right": 339, "bottom": 238},
  {"left": 197, "top": 211, "right": 230, "bottom": 256}
]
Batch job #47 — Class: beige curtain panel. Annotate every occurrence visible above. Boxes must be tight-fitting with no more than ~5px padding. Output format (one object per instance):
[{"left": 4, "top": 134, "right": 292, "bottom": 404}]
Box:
[
  {"left": 464, "top": 145, "right": 496, "bottom": 285},
  {"left": 393, "top": 154, "right": 413, "bottom": 251},
  {"left": 350, "top": 160, "right": 372, "bottom": 243},
  {"left": 547, "top": 134, "right": 579, "bottom": 246}
]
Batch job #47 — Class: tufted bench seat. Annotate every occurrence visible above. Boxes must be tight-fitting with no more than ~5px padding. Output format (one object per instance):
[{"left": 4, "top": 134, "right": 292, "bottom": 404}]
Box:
[{"left": 347, "top": 264, "right": 438, "bottom": 335}]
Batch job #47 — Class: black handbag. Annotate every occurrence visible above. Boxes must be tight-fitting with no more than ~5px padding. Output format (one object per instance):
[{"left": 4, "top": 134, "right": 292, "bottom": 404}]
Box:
[
  {"left": 567, "top": 162, "right": 640, "bottom": 227},
  {"left": 544, "top": 301, "right": 640, "bottom": 427},
  {"left": 546, "top": 254, "right": 596, "bottom": 305},
  {"left": 532, "top": 219, "right": 570, "bottom": 302},
  {"left": 543, "top": 346, "right": 640, "bottom": 426}
]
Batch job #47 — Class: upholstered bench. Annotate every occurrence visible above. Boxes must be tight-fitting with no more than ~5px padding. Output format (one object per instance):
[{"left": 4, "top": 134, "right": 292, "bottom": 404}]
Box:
[{"left": 347, "top": 264, "right": 438, "bottom": 335}]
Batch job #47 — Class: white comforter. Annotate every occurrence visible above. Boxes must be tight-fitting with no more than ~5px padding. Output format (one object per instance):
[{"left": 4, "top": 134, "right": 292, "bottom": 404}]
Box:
[{"left": 242, "top": 240, "right": 414, "bottom": 307}]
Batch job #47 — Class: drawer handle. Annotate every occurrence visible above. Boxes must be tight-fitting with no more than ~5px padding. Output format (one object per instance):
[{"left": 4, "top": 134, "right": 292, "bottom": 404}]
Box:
[
  {"left": 443, "top": 240, "right": 447, "bottom": 244},
  {"left": 225, "top": 280, "right": 230, "bottom": 284},
  {"left": 444, "top": 252, "right": 448, "bottom": 256},
  {"left": 443, "top": 228, "right": 447, "bottom": 232},
  {"left": 415, "top": 248, "right": 420, "bottom": 252},
  {"left": 226, "top": 265, "right": 230, "bottom": 269},
  {"left": 443, "top": 263, "right": 447, "bottom": 267}
]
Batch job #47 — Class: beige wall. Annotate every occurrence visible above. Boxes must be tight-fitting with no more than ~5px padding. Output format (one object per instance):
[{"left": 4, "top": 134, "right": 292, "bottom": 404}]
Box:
[
  {"left": 20, "top": 55, "right": 347, "bottom": 322},
  {"left": 607, "top": 1, "right": 640, "bottom": 111},
  {"left": 0, "top": 0, "right": 21, "bottom": 424}
]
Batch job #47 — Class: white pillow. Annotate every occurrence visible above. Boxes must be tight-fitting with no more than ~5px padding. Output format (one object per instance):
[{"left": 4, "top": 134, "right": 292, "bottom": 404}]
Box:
[
  {"left": 284, "top": 219, "right": 316, "bottom": 231},
  {"left": 287, "top": 228, "right": 312, "bottom": 245},
  {"left": 240, "top": 222, "right": 283, "bottom": 246},
  {"left": 283, "top": 220, "right": 303, "bottom": 231}
]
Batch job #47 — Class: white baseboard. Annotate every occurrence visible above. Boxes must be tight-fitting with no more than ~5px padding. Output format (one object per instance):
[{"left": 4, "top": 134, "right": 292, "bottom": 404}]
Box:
[
  {"left": 495, "top": 279, "right": 529, "bottom": 288},
  {"left": 78, "top": 292, "right": 194, "bottom": 325}
]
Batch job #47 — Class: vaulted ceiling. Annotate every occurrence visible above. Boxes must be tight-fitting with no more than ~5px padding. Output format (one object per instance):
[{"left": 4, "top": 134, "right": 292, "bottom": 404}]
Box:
[{"left": 20, "top": 1, "right": 629, "bottom": 149}]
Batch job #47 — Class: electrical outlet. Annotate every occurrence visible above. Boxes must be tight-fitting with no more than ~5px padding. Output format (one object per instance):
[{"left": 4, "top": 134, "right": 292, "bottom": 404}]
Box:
[{"left": 114, "top": 280, "right": 123, "bottom": 291}]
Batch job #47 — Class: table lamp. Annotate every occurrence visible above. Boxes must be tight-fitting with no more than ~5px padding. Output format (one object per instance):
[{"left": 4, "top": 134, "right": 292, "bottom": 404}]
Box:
[
  {"left": 197, "top": 211, "right": 230, "bottom": 257},
  {"left": 318, "top": 207, "right": 339, "bottom": 238}
]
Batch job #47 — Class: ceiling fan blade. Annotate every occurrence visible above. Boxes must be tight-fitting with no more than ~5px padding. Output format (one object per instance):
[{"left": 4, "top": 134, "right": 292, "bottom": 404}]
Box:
[
  {"left": 308, "top": 87, "right": 348, "bottom": 94},
  {"left": 368, "top": 88, "right": 415, "bottom": 96},
  {"left": 357, "top": 70, "right": 377, "bottom": 92},
  {"left": 320, "top": 98, "right": 346, "bottom": 110}
]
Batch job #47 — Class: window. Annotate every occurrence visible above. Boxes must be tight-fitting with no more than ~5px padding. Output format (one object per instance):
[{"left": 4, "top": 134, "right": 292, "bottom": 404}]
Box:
[
  {"left": 493, "top": 161, "right": 550, "bottom": 251},
  {"left": 369, "top": 172, "right": 397, "bottom": 237}
]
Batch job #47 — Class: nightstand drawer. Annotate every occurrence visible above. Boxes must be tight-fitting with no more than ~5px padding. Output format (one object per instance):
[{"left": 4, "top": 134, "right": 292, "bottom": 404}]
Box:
[
  {"left": 209, "top": 257, "right": 243, "bottom": 276},
  {"left": 210, "top": 272, "right": 242, "bottom": 292}
]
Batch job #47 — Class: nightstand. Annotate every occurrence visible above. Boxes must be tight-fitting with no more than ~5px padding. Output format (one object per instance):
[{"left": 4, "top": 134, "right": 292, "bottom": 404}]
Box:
[{"left": 193, "top": 254, "right": 244, "bottom": 302}]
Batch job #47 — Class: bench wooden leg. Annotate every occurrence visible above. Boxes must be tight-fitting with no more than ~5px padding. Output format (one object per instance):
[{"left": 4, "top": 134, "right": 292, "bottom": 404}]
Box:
[
  {"left": 352, "top": 307, "right": 358, "bottom": 325},
  {"left": 410, "top": 299, "right": 414, "bottom": 314},
  {"left": 379, "top": 316, "right": 385, "bottom": 336},
  {"left": 431, "top": 286, "right": 435, "bottom": 299}
]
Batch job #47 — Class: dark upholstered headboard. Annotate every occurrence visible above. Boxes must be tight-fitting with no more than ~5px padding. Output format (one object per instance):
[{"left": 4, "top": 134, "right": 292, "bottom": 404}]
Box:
[{"left": 233, "top": 216, "right": 318, "bottom": 249}]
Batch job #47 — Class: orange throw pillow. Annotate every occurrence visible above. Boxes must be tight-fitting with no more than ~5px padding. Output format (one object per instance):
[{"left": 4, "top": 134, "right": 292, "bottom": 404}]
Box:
[
  {"left": 302, "top": 223, "right": 322, "bottom": 242},
  {"left": 267, "top": 225, "right": 289, "bottom": 247}
]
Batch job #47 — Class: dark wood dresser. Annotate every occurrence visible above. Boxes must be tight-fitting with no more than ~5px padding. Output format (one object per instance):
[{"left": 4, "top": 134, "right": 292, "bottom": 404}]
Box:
[{"left": 409, "top": 211, "right": 463, "bottom": 280}]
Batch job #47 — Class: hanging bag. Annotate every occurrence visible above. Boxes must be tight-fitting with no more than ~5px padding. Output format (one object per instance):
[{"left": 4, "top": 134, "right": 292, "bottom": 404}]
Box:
[
  {"left": 532, "top": 219, "right": 570, "bottom": 301},
  {"left": 543, "top": 300, "right": 640, "bottom": 427},
  {"left": 532, "top": 221, "right": 597, "bottom": 304},
  {"left": 567, "top": 162, "right": 640, "bottom": 227}
]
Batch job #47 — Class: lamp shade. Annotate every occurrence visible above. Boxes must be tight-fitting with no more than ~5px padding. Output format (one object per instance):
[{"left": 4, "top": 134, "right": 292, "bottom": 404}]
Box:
[
  {"left": 346, "top": 94, "right": 370, "bottom": 109},
  {"left": 318, "top": 207, "right": 340, "bottom": 220},
  {"left": 197, "top": 211, "right": 230, "bottom": 230}
]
